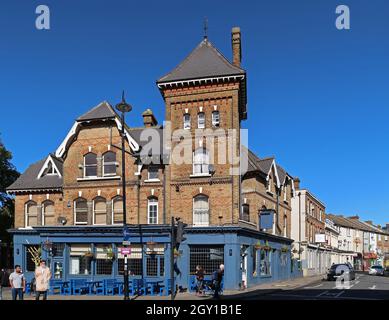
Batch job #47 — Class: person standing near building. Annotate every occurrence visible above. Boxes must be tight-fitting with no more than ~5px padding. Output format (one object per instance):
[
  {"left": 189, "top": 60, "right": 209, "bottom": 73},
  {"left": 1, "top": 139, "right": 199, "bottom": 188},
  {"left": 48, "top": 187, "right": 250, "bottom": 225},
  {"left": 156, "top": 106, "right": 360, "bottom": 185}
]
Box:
[
  {"left": 212, "top": 264, "right": 224, "bottom": 299},
  {"left": 35, "top": 259, "right": 51, "bottom": 300},
  {"left": 195, "top": 265, "right": 204, "bottom": 296},
  {"left": 0, "top": 268, "right": 10, "bottom": 300},
  {"left": 9, "top": 265, "right": 25, "bottom": 300}
]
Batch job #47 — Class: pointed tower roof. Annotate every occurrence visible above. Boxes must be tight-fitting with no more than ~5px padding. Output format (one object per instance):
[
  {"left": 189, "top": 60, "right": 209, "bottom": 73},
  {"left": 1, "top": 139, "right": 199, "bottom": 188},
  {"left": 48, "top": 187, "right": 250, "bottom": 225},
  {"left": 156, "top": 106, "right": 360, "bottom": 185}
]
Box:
[
  {"left": 157, "top": 38, "right": 245, "bottom": 83},
  {"left": 77, "top": 101, "right": 117, "bottom": 122}
]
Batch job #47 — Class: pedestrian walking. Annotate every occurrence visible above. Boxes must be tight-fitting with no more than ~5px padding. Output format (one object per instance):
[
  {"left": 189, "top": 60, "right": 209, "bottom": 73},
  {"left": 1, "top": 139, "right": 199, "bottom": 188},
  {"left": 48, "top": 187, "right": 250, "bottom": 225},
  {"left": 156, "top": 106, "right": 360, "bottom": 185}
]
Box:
[
  {"left": 212, "top": 264, "right": 224, "bottom": 299},
  {"left": 0, "top": 268, "right": 10, "bottom": 300},
  {"left": 9, "top": 265, "right": 25, "bottom": 300},
  {"left": 34, "top": 259, "right": 51, "bottom": 300},
  {"left": 195, "top": 265, "right": 205, "bottom": 296}
]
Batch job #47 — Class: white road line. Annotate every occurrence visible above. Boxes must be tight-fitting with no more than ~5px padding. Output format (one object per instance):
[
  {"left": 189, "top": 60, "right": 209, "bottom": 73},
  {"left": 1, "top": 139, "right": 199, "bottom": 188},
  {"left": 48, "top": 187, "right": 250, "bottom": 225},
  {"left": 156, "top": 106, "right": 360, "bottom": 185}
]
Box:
[
  {"left": 369, "top": 285, "right": 377, "bottom": 290},
  {"left": 335, "top": 290, "right": 345, "bottom": 298},
  {"left": 316, "top": 290, "right": 329, "bottom": 297},
  {"left": 304, "top": 284, "right": 323, "bottom": 289}
]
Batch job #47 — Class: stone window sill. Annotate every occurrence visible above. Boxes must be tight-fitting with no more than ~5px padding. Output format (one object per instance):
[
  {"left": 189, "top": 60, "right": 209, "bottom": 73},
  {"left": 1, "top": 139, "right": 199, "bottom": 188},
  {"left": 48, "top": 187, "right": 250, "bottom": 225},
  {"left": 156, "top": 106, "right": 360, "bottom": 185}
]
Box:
[
  {"left": 144, "top": 179, "right": 161, "bottom": 183},
  {"left": 190, "top": 173, "right": 212, "bottom": 178},
  {"left": 77, "top": 176, "right": 121, "bottom": 182}
]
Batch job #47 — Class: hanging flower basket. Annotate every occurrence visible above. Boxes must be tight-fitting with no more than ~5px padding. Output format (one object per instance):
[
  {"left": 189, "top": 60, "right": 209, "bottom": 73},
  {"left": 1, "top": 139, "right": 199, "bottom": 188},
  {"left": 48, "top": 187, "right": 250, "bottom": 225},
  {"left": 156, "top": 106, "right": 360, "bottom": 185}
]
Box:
[
  {"left": 280, "top": 246, "right": 289, "bottom": 253},
  {"left": 292, "top": 248, "right": 298, "bottom": 254},
  {"left": 174, "top": 248, "right": 181, "bottom": 258},
  {"left": 263, "top": 240, "right": 273, "bottom": 251},
  {"left": 254, "top": 241, "right": 262, "bottom": 250}
]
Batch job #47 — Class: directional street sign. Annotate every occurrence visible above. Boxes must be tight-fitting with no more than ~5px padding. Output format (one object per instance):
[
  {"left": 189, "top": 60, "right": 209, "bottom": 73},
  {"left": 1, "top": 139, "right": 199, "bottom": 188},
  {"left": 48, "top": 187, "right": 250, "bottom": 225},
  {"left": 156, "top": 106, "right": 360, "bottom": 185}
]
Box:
[{"left": 123, "top": 226, "right": 131, "bottom": 241}]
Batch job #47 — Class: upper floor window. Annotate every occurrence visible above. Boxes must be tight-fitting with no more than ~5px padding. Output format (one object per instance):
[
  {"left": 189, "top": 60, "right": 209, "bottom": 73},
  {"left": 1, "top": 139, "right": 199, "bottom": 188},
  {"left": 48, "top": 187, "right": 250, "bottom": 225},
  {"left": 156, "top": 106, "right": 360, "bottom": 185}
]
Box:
[
  {"left": 193, "top": 195, "right": 209, "bottom": 226},
  {"left": 148, "top": 166, "right": 159, "bottom": 180},
  {"left": 240, "top": 204, "right": 250, "bottom": 222},
  {"left": 283, "top": 185, "right": 287, "bottom": 201},
  {"left": 42, "top": 200, "right": 55, "bottom": 226},
  {"left": 112, "top": 196, "right": 124, "bottom": 225},
  {"left": 193, "top": 148, "right": 209, "bottom": 175},
  {"left": 183, "top": 113, "right": 191, "bottom": 130},
  {"left": 103, "top": 152, "right": 116, "bottom": 176},
  {"left": 84, "top": 153, "right": 97, "bottom": 177},
  {"left": 42, "top": 162, "right": 56, "bottom": 176},
  {"left": 74, "top": 198, "right": 88, "bottom": 225},
  {"left": 267, "top": 178, "right": 272, "bottom": 192},
  {"left": 197, "top": 112, "right": 205, "bottom": 129},
  {"left": 93, "top": 197, "right": 107, "bottom": 225},
  {"left": 25, "top": 201, "right": 38, "bottom": 227},
  {"left": 147, "top": 197, "right": 158, "bottom": 224},
  {"left": 283, "top": 214, "right": 287, "bottom": 237},
  {"left": 212, "top": 111, "right": 220, "bottom": 127}
]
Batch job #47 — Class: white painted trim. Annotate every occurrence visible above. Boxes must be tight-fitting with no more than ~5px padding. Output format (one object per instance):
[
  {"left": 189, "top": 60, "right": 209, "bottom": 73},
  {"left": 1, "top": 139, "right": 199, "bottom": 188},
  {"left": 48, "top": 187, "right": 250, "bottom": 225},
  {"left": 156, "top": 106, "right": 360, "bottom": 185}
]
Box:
[
  {"left": 37, "top": 155, "right": 62, "bottom": 178},
  {"left": 55, "top": 122, "right": 79, "bottom": 158},
  {"left": 111, "top": 197, "right": 124, "bottom": 226},
  {"left": 113, "top": 117, "right": 140, "bottom": 152},
  {"left": 144, "top": 179, "right": 161, "bottom": 183},
  {"left": 147, "top": 198, "right": 158, "bottom": 224},
  {"left": 92, "top": 198, "right": 107, "bottom": 226},
  {"left": 74, "top": 200, "right": 88, "bottom": 225},
  {"left": 192, "top": 195, "right": 210, "bottom": 227},
  {"left": 157, "top": 74, "right": 245, "bottom": 89}
]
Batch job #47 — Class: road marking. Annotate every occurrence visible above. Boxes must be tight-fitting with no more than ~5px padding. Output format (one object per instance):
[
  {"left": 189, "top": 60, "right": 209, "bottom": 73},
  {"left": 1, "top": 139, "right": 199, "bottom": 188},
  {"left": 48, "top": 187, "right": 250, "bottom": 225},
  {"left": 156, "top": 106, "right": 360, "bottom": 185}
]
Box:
[
  {"left": 316, "top": 290, "right": 329, "bottom": 297},
  {"left": 335, "top": 290, "right": 345, "bottom": 298},
  {"left": 304, "top": 284, "right": 323, "bottom": 289},
  {"left": 369, "top": 285, "right": 377, "bottom": 290},
  {"left": 268, "top": 293, "right": 379, "bottom": 300}
]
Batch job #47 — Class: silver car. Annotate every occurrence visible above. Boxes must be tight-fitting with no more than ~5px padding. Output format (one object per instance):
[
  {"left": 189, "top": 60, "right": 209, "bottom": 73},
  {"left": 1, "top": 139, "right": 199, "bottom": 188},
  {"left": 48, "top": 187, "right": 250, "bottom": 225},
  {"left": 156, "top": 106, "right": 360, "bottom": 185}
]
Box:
[{"left": 368, "top": 265, "right": 384, "bottom": 276}]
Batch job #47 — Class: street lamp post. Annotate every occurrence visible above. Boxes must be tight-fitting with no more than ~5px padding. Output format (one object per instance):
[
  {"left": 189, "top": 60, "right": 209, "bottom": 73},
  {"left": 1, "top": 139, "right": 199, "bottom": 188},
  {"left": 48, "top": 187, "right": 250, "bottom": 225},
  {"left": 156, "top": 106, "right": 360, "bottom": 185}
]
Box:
[{"left": 116, "top": 92, "right": 132, "bottom": 301}]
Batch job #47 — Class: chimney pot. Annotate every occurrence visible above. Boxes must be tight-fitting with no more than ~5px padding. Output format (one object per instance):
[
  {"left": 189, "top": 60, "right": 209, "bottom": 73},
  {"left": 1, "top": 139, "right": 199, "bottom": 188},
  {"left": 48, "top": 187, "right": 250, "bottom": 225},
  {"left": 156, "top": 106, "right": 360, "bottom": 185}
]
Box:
[
  {"left": 231, "top": 27, "right": 242, "bottom": 67},
  {"left": 142, "top": 108, "right": 158, "bottom": 128},
  {"left": 293, "top": 177, "right": 300, "bottom": 190},
  {"left": 365, "top": 220, "right": 373, "bottom": 225}
]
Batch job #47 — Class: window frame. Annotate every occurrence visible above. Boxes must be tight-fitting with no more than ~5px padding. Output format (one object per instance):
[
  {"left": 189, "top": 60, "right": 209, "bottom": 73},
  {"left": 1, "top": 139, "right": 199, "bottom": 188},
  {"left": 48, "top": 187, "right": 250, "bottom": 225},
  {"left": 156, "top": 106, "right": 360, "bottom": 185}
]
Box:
[
  {"left": 193, "top": 195, "right": 209, "bottom": 226},
  {"left": 197, "top": 112, "right": 205, "bottom": 129},
  {"left": 111, "top": 196, "right": 124, "bottom": 225},
  {"left": 93, "top": 197, "right": 107, "bottom": 225},
  {"left": 42, "top": 200, "right": 55, "bottom": 226},
  {"left": 147, "top": 165, "right": 159, "bottom": 181},
  {"left": 74, "top": 198, "right": 88, "bottom": 225},
  {"left": 25, "top": 201, "right": 38, "bottom": 227},
  {"left": 147, "top": 197, "right": 158, "bottom": 224},
  {"left": 212, "top": 110, "right": 220, "bottom": 127},
  {"left": 83, "top": 152, "right": 98, "bottom": 178},
  {"left": 102, "top": 151, "right": 117, "bottom": 177},
  {"left": 183, "top": 113, "right": 191, "bottom": 130},
  {"left": 192, "top": 148, "right": 210, "bottom": 175}
]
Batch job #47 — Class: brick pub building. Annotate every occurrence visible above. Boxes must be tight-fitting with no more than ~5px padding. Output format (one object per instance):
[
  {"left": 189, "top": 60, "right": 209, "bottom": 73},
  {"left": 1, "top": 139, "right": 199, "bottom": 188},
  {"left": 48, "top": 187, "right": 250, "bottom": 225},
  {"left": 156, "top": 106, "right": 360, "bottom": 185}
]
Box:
[{"left": 7, "top": 28, "right": 301, "bottom": 291}]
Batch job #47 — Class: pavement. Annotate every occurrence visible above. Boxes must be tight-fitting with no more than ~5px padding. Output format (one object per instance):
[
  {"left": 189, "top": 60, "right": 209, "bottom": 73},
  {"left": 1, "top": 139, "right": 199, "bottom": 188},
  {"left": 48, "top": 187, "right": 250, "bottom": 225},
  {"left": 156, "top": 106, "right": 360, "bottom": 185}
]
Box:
[{"left": 1, "top": 273, "right": 388, "bottom": 300}]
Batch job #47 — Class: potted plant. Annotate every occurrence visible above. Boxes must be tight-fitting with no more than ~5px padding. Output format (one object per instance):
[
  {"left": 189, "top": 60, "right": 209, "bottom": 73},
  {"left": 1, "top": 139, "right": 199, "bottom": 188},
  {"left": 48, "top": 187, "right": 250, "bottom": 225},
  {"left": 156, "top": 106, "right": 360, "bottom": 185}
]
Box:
[
  {"left": 280, "top": 245, "right": 289, "bottom": 253},
  {"left": 263, "top": 240, "right": 272, "bottom": 251},
  {"left": 254, "top": 240, "right": 262, "bottom": 250},
  {"left": 105, "top": 247, "right": 115, "bottom": 261}
]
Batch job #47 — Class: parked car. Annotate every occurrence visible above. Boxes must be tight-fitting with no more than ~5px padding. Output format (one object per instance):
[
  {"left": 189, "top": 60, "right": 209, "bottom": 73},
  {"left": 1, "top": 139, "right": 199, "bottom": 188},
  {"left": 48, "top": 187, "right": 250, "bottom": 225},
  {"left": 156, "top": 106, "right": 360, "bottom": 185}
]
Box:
[
  {"left": 368, "top": 265, "right": 385, "bottom": 276},
  {"left": 327, "top": 263, "right": 356, "bottom": 281}
]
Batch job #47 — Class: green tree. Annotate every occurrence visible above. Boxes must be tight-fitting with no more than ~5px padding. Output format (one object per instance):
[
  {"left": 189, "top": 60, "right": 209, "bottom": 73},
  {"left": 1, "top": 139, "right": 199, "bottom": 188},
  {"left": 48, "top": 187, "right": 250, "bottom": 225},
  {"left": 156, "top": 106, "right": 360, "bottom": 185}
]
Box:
[{"left": 0, "top": 136, "right": 20, "bottom": 266}]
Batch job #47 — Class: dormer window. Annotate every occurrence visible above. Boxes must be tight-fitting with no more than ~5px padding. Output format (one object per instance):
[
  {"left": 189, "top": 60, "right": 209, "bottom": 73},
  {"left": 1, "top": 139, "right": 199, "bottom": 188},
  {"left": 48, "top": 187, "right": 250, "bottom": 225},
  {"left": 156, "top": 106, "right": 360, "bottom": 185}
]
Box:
[
  {"left": 183, "top": 113, "right": 191, "bottom": 130},
  {"left": 37, "top": 155, "right": 61, "bottom": 179},
  {"left": 197, "top": 112, "right": 205, "bottom": 129},
  {"left": 84, "top": 153, "right": 97, "bottom": 177},
  {"left": 212, "top": 111, "right": 220, "bottom": 127}
]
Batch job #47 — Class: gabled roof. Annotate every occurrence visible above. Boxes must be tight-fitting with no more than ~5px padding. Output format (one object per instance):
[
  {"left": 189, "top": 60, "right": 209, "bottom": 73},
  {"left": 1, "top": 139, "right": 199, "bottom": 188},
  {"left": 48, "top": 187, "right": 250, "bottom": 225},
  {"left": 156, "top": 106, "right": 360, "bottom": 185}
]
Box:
[
  {"left": 76, "top": 101, "right": 117, "bottom": 122},
  {"left": 157, "top": 38, "right": 245, "bottom": 84},
  {"left": 327, "top": 214, "right": 378, "bottom": 233},
  {"left": 7, "top": 156, "right": 63, "bottom": 193}
]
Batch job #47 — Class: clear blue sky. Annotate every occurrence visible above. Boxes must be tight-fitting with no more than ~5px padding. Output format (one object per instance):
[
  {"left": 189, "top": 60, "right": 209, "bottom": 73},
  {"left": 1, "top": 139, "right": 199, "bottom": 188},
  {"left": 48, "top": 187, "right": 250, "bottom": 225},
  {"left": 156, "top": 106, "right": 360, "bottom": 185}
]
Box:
[{"left": 1, "top": 1, "right": 388, "bottom": 225}]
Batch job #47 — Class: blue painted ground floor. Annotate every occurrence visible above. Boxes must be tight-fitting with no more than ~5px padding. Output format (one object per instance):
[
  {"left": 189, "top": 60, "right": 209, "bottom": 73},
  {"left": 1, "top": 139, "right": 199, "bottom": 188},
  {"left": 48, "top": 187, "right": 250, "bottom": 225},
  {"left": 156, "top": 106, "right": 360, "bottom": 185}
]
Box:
[{"left": 10, "top": 225, "right": 302, "bottom": 291}]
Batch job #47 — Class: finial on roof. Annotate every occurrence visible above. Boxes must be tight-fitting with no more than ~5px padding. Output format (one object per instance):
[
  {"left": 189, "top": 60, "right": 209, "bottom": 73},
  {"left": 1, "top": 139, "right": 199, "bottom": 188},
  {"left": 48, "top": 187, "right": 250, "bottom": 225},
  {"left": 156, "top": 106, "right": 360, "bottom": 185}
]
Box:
[{"left": 204, "top": 17, "right": 208, "bottom": 39}]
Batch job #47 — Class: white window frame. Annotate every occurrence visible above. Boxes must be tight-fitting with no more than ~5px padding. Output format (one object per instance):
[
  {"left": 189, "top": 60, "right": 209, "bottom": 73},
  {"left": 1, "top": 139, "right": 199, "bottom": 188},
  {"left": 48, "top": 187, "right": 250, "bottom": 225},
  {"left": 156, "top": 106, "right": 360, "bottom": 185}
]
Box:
[
  {"left": 192, "top": 148, "right": 209, "bottom": 176},
  {"left": 283, "top": 211, "right": 287, "bottom": 237},
  {"left": 183, "top": 114, "right": 191, "bottom": 130},
  {"left": 74, "top": 199, "right": 88, "bottom": 225},
  {"left": 93, "top": 198, "right": 107, "bottom": 225},
  {"left": 111, "top": 197, "right": 124, "bottom": 225},
  {"left": 283, "top": 185, "right": 287, "bottom": 201},
  {"left": 25, "top": 201, "right": 38, "bottom": 228},
  {"left": 212, "top": 111, "right": 220, "bottom": 127},
  {"left": 147, "top": 166, "right": 160, "bottom": 181},
  {"left": 193, "top": 195, "right": 209, "bottom": 226},
  {"left": 83, "top": 153, "right": 98, "bottom": 178},
  {"left": 102, "top": 152, "right": 117, "bottom": 177},
  {"left": 267, "top": 178, "right": 272, "bottom": 192},
  {"left": 197, "top": 112, "right": 205, "bottom": 129},
  {"left": 42, "top": 201, "right": 55, "bottom": 226},
  {"left": 147, "top": 198, "right": 158, "bottom": 224}
]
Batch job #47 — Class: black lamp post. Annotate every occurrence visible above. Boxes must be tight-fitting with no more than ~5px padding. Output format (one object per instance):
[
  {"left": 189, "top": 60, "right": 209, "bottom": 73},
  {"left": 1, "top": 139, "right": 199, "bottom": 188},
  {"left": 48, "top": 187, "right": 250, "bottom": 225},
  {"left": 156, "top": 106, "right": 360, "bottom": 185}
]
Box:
[{"left": 116, "top": 91, "right": 132, "bottom": 300}]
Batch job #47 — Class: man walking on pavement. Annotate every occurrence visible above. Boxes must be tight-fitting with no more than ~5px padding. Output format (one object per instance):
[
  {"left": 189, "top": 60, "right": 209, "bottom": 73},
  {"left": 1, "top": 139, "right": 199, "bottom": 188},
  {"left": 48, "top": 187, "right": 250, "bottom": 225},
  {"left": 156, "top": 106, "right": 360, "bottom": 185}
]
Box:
[
  {"left": 35, "top": 259, "right": 51, "bottom": 300},
  {"left": 0, "top": 268, "right": 10, "bottom": 300},
  {"left": 212, "top": 264, "right": 224, "bottom": 299},
  {"left": 9, "top": 265, "right": 25, "bottom": 300}
]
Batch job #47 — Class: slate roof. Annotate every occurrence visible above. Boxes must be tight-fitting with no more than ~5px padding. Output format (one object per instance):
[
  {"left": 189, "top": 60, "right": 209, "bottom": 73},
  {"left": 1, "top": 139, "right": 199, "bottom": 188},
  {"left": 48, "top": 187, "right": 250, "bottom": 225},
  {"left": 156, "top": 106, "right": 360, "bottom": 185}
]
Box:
[
  {"left": 241, "top": 146, "right": 274, "bottom": 176},
  {"left": 327, "top": 214, "right": 378, "bottom": 233},
  {"left": 77, "top": 101, "right": 117, "bottom": 122},
  {"left": 7, "top": 156, "right": 63, "bottom": 192},
  {"left": 157, "top": 38, "right": 245, "bottom": 83}
]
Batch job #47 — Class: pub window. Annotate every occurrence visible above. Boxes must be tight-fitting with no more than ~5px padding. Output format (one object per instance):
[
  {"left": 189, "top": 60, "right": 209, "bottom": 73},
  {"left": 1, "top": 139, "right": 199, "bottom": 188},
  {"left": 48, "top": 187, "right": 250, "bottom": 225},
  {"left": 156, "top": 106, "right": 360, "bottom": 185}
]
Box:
[
  {"left": 69, "top": 244, "right": 92, "bottom": 275},
  {"left": 74, "top": 198, "right": 88, "bottom": 225},
  {"left": 259, "top": 249, "right": 271, "bottom": 276},
  {"left": 25, "top": 201, "right": 38, "bottom": 227},
  {"left": 25, "top": 245, "right": 40, "bottom": 272},
  {"left": 118, "top": 245, "right": 142, "bottom": 276},
  {"left": 42, "top": 200, "right": 55, "bottom": 226},
  {"left": 212, "top": 111, "right": 220, "bottom": 127},
  {"left": 93, "top": 197, "right": 107, "bottom": 225},
  {"left": 197, "top": 112, "right": 205, "bottom": 129},
  {"left": 84, "top": 152, "right": 97, "bottom": 177},
  {"left": 103, "top": 151, "right": 117, "bottom": 176},
  {"left": 240, "top": 204, "right": 250, "bottom": 222},
  {"left": 147, "top": 197, "right": 158, "bottom": 224},
  {"left": 95, "top": 244, "right": 113, "bottom": 275},
  {"left": 189, "top": 245, "right": 224, "bottom": 275},
  {"left": 183, "top": 113, "right": 191, "bottom": 130},
  {"left": 112, "top": 196, "right": 124, "bottom": 225}
]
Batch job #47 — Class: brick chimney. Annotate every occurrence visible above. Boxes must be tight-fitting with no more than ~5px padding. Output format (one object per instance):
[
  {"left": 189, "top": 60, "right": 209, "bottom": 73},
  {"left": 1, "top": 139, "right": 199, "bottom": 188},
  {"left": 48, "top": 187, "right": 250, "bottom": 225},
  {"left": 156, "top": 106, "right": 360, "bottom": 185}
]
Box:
[
  {"left": 348, "top": 216, "right": 360, "bottom": 220},
  {"left": 293, "top": 177, "right": 300, "bottom": 190},
  {"left": 365, "top": 220, "right": 373, "bottom": 225},
  {"left": 386, "top": 223, "right": 389, "bottom": 230},
  {"left": 231, "top": 27, "right": 242, "bottom": 67},
  {"left": 142, "top": 109, "right": 158, "bottom": 128}
]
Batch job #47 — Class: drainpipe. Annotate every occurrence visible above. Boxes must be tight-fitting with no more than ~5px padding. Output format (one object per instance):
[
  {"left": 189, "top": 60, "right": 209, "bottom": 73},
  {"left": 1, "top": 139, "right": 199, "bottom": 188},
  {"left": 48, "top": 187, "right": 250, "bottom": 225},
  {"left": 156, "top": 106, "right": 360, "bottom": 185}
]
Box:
[
  {"left": 298, "top": 192, "right": 302, "bottom": 262},
  {"left": 163, "top": 165, "right": 166, "bottom": 224}
]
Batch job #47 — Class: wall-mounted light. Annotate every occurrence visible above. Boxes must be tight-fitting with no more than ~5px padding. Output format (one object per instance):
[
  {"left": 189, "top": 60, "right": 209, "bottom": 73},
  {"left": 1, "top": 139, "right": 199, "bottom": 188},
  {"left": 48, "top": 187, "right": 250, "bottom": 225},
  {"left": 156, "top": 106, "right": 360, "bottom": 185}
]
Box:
[
  {"left": 16, "top": 249, "right": 20, "bottom": 255},
  {"left": 229, "top": 249, "right": 232, "bottom": 256}
]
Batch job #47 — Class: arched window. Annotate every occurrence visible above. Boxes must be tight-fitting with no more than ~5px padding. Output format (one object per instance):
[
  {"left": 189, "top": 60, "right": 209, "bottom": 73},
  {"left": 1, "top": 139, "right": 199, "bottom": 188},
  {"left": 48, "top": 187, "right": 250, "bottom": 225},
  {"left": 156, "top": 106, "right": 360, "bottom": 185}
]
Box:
[
  {"left": 241, "top": 204, "right": 250, "bottom": 222},
  {"left": 193, "top": 195, "right": 209, "bottom": 226},
  {"left": 197, "top": 112, "right": 205, "bottom": 129},
  {"left": 93, "top": 197, "right": 107, "bottom": 225},
  {"left": 112, "top": 197, "right": 124, "bottom": 225},
  {"left": 103, "top": 151, "right": 116, "bottom": 176},
  {"left": 183, "top": 113, "right": 191, "bottom": 130},
  {"left": 25, "top": 201, "right": 38, "bottom": 227},
  {"left": 147, "top": 197, "right": 158, "bottom": 224},
  {"left": 193, "top": 148, "right": 209, "bottom": 175},
  {"left": 74, "top": 198, "right": 88, "bottom": 225},
  {"left": 42, "top": 200, "right": 55, "bottom": 226},
  {"left": 84, "top": 153, "right": 97, "bottom": 177}
]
